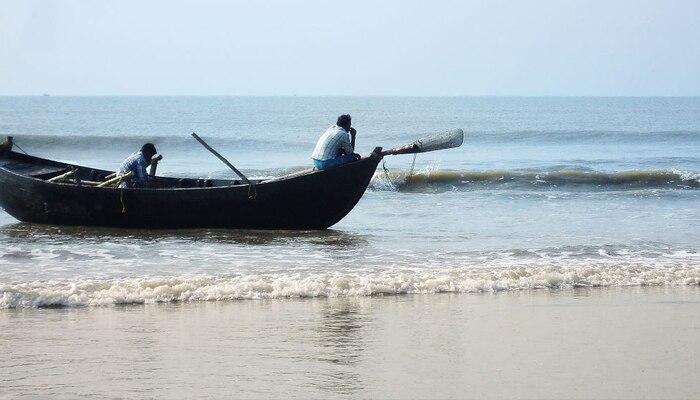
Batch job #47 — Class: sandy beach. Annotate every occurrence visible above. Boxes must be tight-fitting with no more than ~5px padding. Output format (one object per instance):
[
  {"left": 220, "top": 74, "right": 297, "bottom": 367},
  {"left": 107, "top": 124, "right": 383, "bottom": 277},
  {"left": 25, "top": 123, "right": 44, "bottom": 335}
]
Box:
[{"left": 2, "top": 286, "right": 699, "bottom": 399}]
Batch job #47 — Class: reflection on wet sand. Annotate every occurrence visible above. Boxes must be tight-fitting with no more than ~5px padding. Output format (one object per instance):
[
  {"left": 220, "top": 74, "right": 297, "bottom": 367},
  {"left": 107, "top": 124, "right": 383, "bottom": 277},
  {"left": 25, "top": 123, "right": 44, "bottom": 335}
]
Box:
[
  {"left": 313, "top": 298, "right": 372, "bottom": 396},
  {"left": 0, "top": 222, "right": 377, "bottom": 282},
  {"left": 0, "top": 222, "right": 371, "bottom": 248}
]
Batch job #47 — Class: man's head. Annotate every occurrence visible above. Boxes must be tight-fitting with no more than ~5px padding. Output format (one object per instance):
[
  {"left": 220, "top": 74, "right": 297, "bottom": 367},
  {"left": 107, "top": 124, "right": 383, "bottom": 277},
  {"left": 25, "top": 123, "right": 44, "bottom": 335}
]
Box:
[
  {"left": 336, "top": 114, "right": 352, "bottom": 131},
  {"left": 140, "top": 143, "right": 157, "bottom": 161}
]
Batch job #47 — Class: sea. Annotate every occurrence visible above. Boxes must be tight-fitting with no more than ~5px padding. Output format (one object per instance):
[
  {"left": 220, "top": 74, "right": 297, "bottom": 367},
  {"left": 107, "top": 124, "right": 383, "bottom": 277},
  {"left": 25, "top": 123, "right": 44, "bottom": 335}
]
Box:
[{"left": 1, "top": 96, "right": 699, "bottom": 399}]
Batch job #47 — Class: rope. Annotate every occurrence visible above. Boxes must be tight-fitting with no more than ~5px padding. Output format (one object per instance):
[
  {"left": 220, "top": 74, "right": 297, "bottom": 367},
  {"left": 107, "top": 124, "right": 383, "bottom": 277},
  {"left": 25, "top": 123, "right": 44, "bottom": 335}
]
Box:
[
  {"left": 118, "top": 173, "right": 129, "bottom": 213},
  {"left": 248, "top": 183, "right": 257, "bottom": 200},
  {"left": 13, "top": 142, "right": 28, "bottom": 155},
  {"left": 408, "top": 153, "right": 417, "bottom": 178},
  {"left": 120, "top": 188, "right": 127, "bottom": 213},
  {"left": 382, "top": 160, "right": 394, "bottom": 187}
]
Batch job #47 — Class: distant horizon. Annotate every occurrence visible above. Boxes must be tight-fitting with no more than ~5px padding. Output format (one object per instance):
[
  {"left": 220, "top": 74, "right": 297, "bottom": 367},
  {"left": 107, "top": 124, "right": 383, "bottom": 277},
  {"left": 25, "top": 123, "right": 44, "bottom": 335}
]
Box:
[{"left": 2, "top": 94, "right": 700, "bottom": 98}]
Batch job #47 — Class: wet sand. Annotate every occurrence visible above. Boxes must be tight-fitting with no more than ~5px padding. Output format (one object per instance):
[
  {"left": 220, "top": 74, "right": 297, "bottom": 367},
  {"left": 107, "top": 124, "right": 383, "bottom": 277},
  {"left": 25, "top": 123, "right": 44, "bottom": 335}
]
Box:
[{"left": 1, "top": 286, "right": 699, "bottom": 399}]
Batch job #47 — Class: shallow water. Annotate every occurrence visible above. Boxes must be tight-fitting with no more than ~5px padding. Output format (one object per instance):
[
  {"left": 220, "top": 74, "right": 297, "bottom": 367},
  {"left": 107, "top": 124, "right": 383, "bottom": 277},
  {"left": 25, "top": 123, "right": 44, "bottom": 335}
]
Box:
[{"left": 2, "top": 97, "right": 700, "bottom": 306}]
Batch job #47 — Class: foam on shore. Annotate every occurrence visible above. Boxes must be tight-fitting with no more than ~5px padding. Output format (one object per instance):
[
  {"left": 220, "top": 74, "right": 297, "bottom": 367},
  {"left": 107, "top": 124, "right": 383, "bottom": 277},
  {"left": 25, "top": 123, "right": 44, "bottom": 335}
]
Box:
[{"left": 3, "top": 263, "right": 699, "bottom": 308}]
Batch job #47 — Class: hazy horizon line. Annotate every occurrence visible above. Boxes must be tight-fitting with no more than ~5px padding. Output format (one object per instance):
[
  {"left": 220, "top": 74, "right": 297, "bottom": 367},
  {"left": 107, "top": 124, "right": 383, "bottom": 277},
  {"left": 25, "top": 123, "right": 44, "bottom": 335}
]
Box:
[{"left": 2, "top": 94, "right": 699, "bottom": 98}]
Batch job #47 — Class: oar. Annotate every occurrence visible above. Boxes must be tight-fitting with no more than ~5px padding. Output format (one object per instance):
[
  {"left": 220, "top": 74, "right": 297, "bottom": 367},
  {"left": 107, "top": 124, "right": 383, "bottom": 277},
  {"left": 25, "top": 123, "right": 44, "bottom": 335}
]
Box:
[
  {"left": 191, "top": 132, "right": 251, "bottom": 185},
  {"left": 98, "top": 171, "right": 133, "bottom": 187},
  {"left": 381, "top": 128, "right": 464, "bottom": 156},
  {"left": 47, "top": 168, "right": 77, "bottom": 183}
]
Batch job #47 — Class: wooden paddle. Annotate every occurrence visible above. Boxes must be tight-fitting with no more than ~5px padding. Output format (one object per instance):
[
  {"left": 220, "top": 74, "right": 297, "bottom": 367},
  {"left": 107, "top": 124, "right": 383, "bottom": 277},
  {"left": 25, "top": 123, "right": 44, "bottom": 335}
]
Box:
[
  {"left": 381, "top": 128, "right": 464, "bottom": 156},
  {"left": 191, "top": 132, "right": 252, "bottom": 185},
  {"left": 98, "top": 171, "right": 133, "bottom": 187},
  {"left": 47, "top": 168, "right": 77, "bottom": 183}
]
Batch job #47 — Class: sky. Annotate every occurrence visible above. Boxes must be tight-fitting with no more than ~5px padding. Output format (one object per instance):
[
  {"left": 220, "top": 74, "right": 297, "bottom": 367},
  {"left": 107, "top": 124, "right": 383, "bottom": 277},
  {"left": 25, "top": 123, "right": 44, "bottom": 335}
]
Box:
[{"left": 0, "top": 0, "right": 699, "bottom": 96}]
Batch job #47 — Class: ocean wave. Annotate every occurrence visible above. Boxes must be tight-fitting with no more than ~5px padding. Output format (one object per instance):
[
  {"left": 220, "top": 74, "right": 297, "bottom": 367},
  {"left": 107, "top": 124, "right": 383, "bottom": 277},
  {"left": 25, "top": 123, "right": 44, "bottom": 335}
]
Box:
[
  {"left": 3, "top": 264, "right": 699, "bottom": 308},
  {"left": 369, "top": 167, "right": 700, "bottom": 192},
  {"left": 8, "top": 134, "right": 306, "bottom": 153},
  {"left": 466, "top": 130, "right": 700, "bottom": 145},
  {"left": 7, "top": 134, "right": 700, "bottom": 191}
]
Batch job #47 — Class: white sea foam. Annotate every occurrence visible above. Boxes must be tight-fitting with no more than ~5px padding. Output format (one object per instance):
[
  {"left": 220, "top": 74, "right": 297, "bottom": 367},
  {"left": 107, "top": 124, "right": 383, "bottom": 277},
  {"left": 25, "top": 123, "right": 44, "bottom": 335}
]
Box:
[
  {"left": 2, "top": 263, "right": 699, "bottom": 308},
  {"left": 672, "top": 168, "right": 700, "bottom": 183},
  {"left": 368, "top": 169, "right": 400, "bottom": 191}
]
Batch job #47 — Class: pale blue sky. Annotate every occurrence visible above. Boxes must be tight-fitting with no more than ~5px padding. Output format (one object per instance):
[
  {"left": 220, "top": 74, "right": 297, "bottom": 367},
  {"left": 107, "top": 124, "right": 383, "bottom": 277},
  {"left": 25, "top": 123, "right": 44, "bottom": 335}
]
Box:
[{"left": 1, "top": 0, "right": 698, "bottom": 96}]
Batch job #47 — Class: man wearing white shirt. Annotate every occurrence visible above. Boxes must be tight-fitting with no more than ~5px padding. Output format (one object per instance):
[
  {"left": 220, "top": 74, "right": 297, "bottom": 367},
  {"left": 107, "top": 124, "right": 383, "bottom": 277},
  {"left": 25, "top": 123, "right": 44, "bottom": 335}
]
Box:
[{"left": 311, "top": 114, "right": 360, "bottom": 170}]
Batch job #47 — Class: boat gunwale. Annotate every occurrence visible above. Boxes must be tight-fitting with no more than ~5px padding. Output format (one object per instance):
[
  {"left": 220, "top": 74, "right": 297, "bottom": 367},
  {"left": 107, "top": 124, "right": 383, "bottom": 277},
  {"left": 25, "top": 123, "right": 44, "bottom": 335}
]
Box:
[{"left": 0, "top": 149, "right": 379, "bottom": 192}]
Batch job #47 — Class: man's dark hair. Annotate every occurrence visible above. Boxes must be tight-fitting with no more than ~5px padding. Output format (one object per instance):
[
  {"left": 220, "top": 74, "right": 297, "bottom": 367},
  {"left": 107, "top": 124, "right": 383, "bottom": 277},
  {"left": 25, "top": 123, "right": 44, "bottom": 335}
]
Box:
[
  {"left": 141, "top": 143, "right": 156, "bottom": 156},
  {"left": 336, "top": 114, "right": 352, "bottom": 130}
]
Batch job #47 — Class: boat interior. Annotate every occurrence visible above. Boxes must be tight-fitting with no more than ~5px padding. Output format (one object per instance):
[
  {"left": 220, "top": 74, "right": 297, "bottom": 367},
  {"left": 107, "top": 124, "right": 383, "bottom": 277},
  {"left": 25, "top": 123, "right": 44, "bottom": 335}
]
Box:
[{"left": 1, "top": 148, "right": 261, "bottom": 189}]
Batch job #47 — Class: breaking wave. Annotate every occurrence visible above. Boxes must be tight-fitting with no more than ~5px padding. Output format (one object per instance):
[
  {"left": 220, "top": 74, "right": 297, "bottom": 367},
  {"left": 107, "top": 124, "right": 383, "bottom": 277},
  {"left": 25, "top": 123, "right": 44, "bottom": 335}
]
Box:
[
  {"left": 3, "top": 263, "right": 699, "bottom": 308},
  {"left": 369, "top": 167, "right": 700, "bottom": 192}
]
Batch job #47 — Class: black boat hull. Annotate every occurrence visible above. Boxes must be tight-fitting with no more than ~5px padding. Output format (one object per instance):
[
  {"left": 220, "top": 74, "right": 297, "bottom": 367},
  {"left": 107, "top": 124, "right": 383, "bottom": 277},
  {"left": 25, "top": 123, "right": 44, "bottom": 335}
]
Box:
[{"left": 0, "top": 151, "right": 381, "bottom": 229}]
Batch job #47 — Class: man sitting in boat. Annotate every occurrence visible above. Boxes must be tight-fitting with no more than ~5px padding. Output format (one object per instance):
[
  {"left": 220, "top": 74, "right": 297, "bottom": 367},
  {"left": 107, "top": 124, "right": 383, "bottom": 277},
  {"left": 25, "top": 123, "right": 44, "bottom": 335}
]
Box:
[
  {"left": 0, "top": 137, "right": 12, "bottom": 154},
  {"left": 311, "top": 114, "right": 360, "bottom": 170},
  {"left": 118, "top": 143, "right": 158, "bottom": 188}
]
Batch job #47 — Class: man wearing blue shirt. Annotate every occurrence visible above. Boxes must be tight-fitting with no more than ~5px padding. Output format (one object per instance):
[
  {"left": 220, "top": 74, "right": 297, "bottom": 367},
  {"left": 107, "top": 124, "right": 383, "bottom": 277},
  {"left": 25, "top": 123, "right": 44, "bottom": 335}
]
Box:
[
  {"left": 118, "top": 143, "right": 157, "bottom": 188},
  {"left": 311, "top": 114, "right": 360, "bottom": 170}
]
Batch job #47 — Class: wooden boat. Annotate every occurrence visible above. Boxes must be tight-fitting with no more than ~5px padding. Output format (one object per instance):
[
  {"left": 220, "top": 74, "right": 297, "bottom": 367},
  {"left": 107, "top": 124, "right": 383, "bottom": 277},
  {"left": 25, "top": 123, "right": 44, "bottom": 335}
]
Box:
[{"left": 0, "top": 130, "right": 463, "bottom": 229}]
